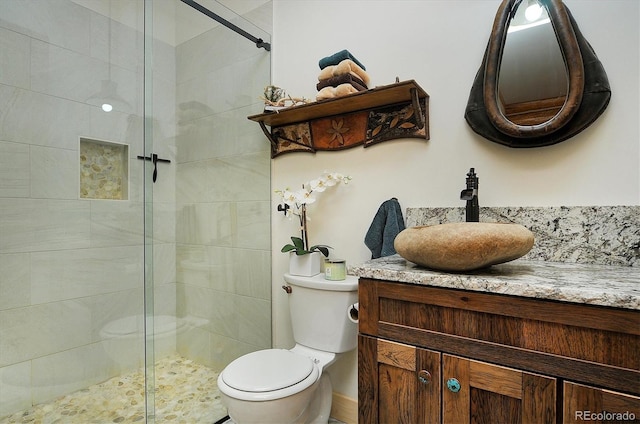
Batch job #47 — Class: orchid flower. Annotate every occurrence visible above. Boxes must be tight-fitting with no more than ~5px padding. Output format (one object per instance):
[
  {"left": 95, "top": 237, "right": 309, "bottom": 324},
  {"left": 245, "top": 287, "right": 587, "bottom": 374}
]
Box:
[
  {"left": 275, "top": 171, "right": 351, "bottom": 252},
  {"left": 309, "top": 177, "right": 328, "bottom": 192}
]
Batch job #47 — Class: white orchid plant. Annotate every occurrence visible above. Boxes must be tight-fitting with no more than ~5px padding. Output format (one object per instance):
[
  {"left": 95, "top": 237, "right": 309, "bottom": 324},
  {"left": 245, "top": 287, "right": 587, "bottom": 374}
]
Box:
[{"left": 275, "top": 171, "right": 351, "bottom": 256}]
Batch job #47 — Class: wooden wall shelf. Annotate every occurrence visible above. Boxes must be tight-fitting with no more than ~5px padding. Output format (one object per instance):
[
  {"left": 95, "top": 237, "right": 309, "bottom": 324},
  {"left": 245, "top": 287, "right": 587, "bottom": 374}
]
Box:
[{"left": 248, "top": 80, "right": 429, "bottom": 158}]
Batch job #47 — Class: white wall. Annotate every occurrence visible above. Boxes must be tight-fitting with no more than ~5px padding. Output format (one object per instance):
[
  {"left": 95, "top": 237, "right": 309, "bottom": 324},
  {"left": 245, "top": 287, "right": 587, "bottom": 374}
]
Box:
[{"left": 270, "top": 0, "right": 640, "bottom": 401}]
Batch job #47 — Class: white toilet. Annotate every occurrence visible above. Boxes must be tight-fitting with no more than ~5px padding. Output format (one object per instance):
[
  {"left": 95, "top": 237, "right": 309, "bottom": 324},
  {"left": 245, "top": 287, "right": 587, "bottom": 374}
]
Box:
[{"left": 217, "top": 273, "right": 359, "bottom": 424}]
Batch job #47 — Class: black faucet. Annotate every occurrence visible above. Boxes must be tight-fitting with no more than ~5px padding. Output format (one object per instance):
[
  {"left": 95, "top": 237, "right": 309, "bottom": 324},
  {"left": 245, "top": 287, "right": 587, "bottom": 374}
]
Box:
[{"left": 460, "top": 168, "right": 479, "bottom": 222}]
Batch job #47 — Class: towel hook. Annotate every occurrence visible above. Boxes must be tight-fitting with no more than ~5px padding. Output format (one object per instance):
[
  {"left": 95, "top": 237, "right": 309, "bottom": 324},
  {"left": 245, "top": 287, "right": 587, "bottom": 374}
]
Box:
[{"left": 277, "top": 203, "right": 290, "bottom": 215}]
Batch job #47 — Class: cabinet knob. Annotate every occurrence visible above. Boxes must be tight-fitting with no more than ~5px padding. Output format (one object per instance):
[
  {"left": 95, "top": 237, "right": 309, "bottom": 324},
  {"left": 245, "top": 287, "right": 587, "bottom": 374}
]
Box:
[
  {"left": 446, "top": 378, "right": 461, "bottom": 393},
  {"left": 418, "top": 370, "right": 431, "bottom": 385}
]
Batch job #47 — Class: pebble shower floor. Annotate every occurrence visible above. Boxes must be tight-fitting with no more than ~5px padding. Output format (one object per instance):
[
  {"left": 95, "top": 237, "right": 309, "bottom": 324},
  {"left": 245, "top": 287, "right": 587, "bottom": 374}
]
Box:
[{"left": 0, "top": 356, "right": 226, "bottom": 424}]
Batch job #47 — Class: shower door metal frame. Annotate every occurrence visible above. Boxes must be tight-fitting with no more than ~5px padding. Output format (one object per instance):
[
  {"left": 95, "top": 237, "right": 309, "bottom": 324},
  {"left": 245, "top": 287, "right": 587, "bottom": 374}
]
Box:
[{"left": 143, "top": 0, "right": 156, "bottom": 421}]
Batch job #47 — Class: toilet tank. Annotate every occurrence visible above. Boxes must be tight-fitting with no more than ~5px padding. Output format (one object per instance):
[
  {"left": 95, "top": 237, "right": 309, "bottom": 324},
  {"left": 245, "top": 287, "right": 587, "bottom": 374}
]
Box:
[{"left": 284, "top": 273, "right": 359, "bottom": 353}]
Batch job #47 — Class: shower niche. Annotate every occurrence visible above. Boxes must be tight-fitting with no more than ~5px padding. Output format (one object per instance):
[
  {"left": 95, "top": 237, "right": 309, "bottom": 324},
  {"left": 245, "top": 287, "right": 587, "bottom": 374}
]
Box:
[{"left": 80, "top": 137, "right": 129, "bottom": 200}]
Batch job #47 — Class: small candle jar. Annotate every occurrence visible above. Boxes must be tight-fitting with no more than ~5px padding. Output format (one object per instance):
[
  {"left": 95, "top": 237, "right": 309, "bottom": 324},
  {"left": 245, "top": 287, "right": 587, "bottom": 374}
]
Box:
[{"left": 324, "top": 259, "right": 346, "bottom": 281}]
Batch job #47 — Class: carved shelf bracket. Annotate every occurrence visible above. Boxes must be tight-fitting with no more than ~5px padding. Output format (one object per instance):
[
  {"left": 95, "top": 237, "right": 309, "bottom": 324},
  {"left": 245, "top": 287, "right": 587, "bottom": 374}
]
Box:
[{"left": 248, "top": 80, "right": 430, "bottom": 158}]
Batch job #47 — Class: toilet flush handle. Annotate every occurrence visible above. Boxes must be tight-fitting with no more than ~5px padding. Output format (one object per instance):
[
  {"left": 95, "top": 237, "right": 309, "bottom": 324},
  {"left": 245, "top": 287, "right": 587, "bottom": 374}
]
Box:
[{"left": 282, "top": 285, "right": 292, "bottom": 294}]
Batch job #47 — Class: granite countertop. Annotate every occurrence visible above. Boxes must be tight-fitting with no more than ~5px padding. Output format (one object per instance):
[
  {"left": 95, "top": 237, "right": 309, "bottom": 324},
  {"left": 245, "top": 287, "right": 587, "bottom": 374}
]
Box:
[{"left": 350, "top": 255, "right": 640, "bottom": 310}]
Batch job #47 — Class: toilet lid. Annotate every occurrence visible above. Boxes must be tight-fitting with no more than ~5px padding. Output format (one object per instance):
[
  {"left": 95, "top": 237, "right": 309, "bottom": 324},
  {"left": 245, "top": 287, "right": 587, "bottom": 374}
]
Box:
[{"left": 221, "top": 349, "right": 315, "bottom": 392}]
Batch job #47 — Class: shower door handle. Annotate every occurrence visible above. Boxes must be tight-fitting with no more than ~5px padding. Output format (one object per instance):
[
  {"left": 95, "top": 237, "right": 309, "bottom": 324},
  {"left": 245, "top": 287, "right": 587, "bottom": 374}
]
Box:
[{"left": 137, "top": 154, "right": 171, "bottom": 183}]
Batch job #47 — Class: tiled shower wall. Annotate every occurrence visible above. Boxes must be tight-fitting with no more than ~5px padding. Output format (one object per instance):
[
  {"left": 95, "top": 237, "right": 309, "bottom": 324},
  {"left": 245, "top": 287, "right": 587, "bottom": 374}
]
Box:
[
  {"left": 0, "top": 0, "right": 143, "bottom": 413},
  {"left": 174, "top": 3, "right": 273, "bottom": 371},
  {"left": 0, "top": 0, "right": 272, "bottom": 417},
  {"left": 0, "top": 1, "right": 176, "bottom": 417}
]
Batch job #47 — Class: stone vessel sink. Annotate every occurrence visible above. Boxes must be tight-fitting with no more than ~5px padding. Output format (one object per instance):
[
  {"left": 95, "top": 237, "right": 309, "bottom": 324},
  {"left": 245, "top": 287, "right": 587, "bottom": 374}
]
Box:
[{"left": 394, "top": 222, "right": 535, "bottom": 272}]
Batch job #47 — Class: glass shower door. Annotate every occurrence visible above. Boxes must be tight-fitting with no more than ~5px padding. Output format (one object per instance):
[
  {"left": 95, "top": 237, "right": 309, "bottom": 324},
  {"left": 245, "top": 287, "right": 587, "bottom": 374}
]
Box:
[
  {"left": 0, "top": 0, "right": 150, "bottom": 422},
  {"left": 0, "top": 1, "right": 271, "bottom": 422},
  {"left": 147, "top": 1, "right": 272, "bottom": 423}
]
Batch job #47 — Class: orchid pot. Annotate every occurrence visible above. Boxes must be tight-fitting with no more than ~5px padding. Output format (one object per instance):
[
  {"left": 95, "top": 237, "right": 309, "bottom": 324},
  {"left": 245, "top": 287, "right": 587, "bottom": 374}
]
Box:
[
  {"left": 288, "top": 251, "right": 322, "bottom": 276},
  {"left": 281, "top": 236, "right": 330, "bottom": 276}
]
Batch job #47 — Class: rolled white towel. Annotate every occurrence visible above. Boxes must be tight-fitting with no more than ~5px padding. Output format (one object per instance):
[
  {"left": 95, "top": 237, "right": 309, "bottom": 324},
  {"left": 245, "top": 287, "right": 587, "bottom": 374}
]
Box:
[
  {"left": 318, "top": 59, "right": 370, "bottom": 86},
  {"left": 316, "top": 83, "right": 360, "bottom": 100}
]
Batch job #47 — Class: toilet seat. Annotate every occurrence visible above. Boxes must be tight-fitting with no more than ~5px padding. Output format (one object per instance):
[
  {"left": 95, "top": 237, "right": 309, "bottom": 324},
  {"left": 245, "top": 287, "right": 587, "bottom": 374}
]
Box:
[{"left": 219, "top": 349, "right": 320, "bottom": 401}]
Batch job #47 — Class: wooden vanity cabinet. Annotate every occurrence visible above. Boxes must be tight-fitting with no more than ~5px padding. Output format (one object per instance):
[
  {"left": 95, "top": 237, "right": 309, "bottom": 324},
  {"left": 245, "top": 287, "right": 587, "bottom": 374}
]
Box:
[{"left": 358, "top": 278, "right": 640, "bottom": 424}]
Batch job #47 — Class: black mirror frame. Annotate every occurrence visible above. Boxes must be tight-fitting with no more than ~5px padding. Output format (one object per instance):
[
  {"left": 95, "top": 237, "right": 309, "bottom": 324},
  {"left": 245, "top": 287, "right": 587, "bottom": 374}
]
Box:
[{"left": 464, "top": 0, "right": 611, "bottom": 148}]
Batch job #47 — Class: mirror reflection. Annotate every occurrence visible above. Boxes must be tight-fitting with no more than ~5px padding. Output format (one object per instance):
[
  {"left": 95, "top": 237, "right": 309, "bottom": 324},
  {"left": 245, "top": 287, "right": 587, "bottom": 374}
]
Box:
[{"left": 499, "top": 0, "right": 568, "bottom": 125}]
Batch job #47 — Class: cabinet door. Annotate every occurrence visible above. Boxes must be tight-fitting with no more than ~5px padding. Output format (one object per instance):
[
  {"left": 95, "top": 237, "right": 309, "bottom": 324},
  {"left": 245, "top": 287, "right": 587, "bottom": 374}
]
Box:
[
  {"left": 564, "top": 381, "right": 640, "bottom": 423},
  {"left": 359, "top": 335, "right": 440, "bottom": 423},
  {"left": 442, "top": 354, "right": 556, "bottom": 424}
]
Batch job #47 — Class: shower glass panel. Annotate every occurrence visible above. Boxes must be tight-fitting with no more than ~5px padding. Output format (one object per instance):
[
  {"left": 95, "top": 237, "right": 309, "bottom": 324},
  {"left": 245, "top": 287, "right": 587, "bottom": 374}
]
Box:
[
  {"left": 0, "top": 0, "right": 149, "bottom": 421},
  {"left": 0, "top": 0, "right": 271, "bottom": 422},
  {"left": 150, "top": 1, "right": 273, "bottom": 422}
]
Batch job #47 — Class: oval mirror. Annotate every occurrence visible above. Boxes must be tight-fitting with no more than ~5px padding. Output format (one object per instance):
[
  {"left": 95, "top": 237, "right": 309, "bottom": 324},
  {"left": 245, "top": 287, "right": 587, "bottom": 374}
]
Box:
[
  {"left": 464, "top": 0, "right": 611, "bottom": 148},
  {"left": 499, "top": 2, "right": 568, "bottom": 126}
]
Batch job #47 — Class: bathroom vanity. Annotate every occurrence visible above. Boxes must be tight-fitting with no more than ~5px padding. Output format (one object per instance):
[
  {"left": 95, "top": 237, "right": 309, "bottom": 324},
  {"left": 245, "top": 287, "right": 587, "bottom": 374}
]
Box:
[{"left": 352, "top": 256, "right": 640, "bottom": 423}]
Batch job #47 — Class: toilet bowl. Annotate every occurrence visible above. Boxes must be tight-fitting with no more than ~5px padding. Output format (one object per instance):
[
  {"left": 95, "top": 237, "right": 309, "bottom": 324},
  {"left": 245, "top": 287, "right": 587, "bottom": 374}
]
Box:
[
  {"left": 217, "top": 274, "right": 359, "bottom": 424},
  {"left": 217, "top": 345, "right": 335, "bottom": 424}
]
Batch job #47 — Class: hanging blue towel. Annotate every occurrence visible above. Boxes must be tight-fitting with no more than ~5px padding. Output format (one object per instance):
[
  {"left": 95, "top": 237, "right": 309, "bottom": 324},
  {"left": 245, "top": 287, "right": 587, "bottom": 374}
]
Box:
[{"left": 364, "top": 198, "right": 405, "bottom": 259}]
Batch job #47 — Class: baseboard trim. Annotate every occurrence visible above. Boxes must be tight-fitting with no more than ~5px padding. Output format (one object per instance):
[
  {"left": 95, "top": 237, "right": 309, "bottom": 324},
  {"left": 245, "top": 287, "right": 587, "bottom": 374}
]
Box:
[{"left": 331, "top": 392, "right": 357, "bottom": 424}]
